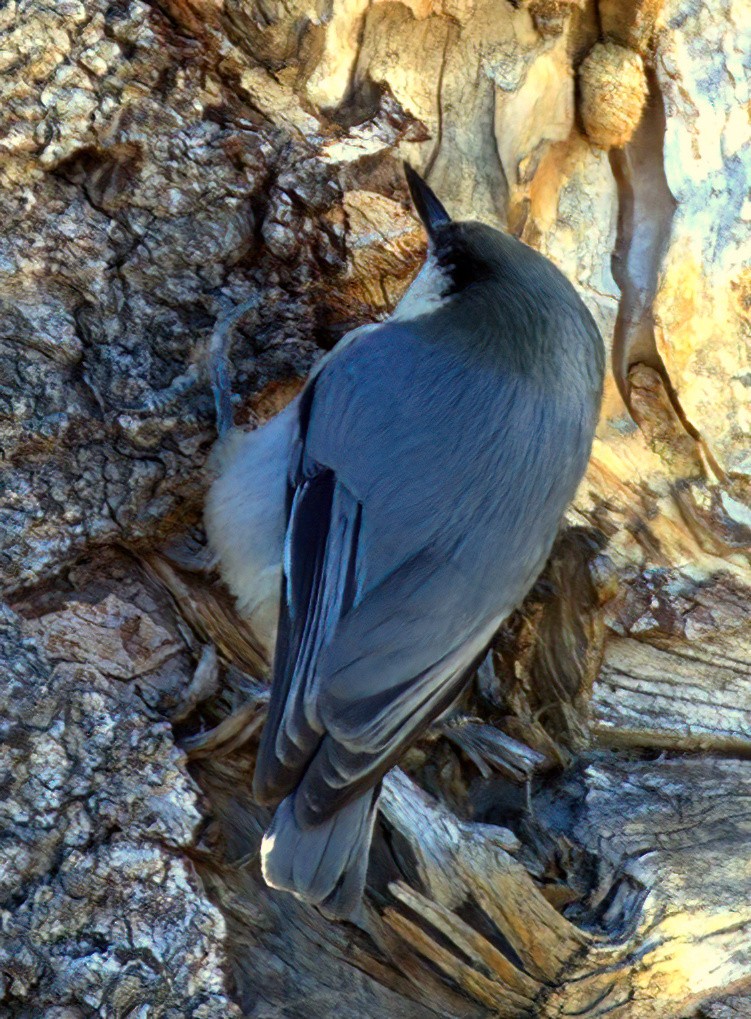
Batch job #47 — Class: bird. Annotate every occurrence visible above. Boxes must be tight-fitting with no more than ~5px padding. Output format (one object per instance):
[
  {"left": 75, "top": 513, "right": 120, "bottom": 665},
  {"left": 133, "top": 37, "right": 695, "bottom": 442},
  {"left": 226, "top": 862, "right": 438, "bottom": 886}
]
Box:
[{"left": 204, "top": 163, "right": 605, "bottom": 919}]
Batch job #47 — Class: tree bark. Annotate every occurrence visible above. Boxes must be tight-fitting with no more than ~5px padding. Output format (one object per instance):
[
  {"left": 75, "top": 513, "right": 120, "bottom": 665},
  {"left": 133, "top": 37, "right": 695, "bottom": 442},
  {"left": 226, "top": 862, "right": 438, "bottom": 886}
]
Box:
[{"left": 2, "top": 0, "right": 750, "bottom": 1016}]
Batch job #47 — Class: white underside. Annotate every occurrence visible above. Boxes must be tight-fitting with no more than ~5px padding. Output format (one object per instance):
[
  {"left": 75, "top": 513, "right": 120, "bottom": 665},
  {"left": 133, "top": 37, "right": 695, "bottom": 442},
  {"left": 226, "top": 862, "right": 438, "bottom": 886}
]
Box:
[{"left": 390, "top": 251, "right": 449, "bottom": 322}]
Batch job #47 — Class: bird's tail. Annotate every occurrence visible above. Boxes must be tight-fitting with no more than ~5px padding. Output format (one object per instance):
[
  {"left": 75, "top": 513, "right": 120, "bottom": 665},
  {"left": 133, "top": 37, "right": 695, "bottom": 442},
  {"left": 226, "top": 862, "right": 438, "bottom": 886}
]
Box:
[{"left": 260, "top": 789, "right": 379, "bottom": 918}]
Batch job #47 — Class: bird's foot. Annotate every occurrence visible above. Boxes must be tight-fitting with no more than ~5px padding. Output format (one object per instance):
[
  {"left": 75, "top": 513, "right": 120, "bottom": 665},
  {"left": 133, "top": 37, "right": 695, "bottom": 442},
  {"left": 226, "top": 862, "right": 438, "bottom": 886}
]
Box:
[
  {"left": 432, "top": 714, "right": 546, "bottom": 784},
  {"left": 207, "top": 295, "right": 261, "bottom": 438},
  {"left": 180, "top": 674, "right": 269, "bottom": 760},
  {"left": 158, "top": 529, "right": 214, "bottom": 573}
]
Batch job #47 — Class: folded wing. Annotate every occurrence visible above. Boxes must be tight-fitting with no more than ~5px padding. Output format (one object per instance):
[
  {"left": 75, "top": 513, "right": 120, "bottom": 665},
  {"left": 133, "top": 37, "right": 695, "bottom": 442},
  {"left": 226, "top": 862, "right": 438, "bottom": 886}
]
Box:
[{"left": 254, "top": 320, "right": 535, "bottom": 826}]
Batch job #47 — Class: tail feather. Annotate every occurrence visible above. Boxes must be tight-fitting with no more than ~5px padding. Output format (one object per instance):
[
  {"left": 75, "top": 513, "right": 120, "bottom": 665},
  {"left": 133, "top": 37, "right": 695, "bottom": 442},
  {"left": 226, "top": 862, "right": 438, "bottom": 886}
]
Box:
[{"left": 261, "top": 789, "right": 379, "bottom": 918}]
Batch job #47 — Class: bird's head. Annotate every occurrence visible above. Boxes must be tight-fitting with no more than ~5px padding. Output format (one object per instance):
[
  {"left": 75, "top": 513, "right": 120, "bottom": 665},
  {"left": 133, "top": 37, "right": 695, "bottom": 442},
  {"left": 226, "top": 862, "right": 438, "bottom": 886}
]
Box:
[
  {"left": 397, "top": 163, "right": 588, "bottom": 328},
  {"left": 395, "top": 163, "right": 526, "bottom": 322}
]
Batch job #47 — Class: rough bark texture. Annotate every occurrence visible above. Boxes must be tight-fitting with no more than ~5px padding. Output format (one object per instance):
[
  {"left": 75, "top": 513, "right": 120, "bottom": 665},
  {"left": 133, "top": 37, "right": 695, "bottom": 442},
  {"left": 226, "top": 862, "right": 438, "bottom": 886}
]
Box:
[{"left": 1, "top": 0, "right": 750, "bottom": 1016}]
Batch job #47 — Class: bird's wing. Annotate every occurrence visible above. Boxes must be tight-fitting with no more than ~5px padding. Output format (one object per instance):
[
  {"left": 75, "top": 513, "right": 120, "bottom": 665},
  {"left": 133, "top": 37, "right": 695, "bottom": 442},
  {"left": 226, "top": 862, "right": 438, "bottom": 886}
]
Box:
[
  {"left": 295, "top": 554, "right": 506, "bottom": 824},
  {"left": 253, "top": 454, "right": 498, "bottom": 813},
  {"left": 253, "top": 461, "right": 363, "bottom": 804},
  {"left": 254, "top": 319, "right": 550, "bottom": 819}
]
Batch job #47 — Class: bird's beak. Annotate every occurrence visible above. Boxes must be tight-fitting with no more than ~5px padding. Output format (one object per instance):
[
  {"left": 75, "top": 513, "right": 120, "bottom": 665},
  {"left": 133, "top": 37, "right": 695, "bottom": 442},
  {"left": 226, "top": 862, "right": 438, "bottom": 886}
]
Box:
[{"left": 403, "top": 162, "right": 451, "bottom": 240}]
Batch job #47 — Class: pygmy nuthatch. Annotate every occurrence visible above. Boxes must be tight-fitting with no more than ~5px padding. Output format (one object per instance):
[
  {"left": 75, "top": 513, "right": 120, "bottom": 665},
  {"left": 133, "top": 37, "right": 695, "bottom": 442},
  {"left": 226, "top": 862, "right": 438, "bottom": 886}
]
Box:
[{"left": 205, "top": 164, "right": 605, "bottom": 918}]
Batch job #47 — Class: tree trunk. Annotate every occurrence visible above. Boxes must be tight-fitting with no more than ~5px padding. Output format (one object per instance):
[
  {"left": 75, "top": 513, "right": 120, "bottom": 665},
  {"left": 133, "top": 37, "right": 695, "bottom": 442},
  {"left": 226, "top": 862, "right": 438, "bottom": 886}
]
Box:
[{"left": 2, "top": 0, "right": 750, "bottom": 1016}]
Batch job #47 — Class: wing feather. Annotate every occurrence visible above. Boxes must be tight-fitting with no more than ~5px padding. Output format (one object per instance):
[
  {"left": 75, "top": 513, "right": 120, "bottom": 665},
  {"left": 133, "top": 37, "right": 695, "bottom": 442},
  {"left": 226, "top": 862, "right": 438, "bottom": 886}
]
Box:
[{"left": 253, "top": 464, "right": 363, "bottom": 804}]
